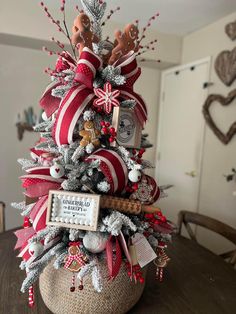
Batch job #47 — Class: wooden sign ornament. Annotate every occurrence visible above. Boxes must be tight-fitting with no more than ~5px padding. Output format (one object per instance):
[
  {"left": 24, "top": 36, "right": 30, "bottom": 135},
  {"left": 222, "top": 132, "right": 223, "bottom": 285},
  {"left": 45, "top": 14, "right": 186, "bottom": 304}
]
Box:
[
  {"left": 46, "top": 190, "right": 161, "bottom": 231},
  {"left": 202, "top": 89, "right": 236, "bottom": 145}
]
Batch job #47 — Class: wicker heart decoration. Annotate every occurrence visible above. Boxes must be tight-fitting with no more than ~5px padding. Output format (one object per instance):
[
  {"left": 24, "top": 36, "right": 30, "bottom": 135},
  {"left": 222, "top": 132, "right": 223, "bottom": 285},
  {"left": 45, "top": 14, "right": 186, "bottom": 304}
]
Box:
[
  {"left": 214, "top": 47, "right": 236, "bottom": 86},
  {"left": 202, "top": 89, "right": 236, "bottom": 145},
  {"left": 225, "top": 20, "right": 236, "bottom": 41}
]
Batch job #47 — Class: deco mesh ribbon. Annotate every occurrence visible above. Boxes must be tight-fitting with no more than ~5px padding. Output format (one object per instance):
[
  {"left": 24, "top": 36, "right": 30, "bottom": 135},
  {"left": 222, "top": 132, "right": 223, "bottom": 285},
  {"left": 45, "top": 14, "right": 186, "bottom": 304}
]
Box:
[
  {"left": 40, "top": 47, "right": 147, "bottom": 147},
  {"left": 85, "top": 148, "right": 128, "bottom": 194}
]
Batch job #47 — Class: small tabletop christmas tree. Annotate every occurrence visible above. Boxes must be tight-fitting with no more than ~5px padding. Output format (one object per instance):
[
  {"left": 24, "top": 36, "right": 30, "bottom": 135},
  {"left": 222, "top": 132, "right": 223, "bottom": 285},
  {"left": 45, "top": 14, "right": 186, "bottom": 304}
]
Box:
[{"left": 12, "top": 0, "right": 173, "bottom": 311}]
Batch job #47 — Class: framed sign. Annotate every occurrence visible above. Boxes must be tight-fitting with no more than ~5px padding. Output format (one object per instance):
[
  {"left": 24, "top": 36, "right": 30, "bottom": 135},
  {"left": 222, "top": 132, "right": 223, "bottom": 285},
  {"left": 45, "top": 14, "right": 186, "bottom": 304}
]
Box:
[
  {"left": 111, "top": 107, "right": 142, "bottom": 148},
  {"left": 46, "top": 190, "right": 100, "bottom": 231}
]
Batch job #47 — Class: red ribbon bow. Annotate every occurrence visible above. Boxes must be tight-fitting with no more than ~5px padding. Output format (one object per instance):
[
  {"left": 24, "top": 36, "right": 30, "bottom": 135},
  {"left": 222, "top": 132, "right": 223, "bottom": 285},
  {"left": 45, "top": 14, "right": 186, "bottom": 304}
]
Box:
[{"left": 39, "top": 48, "right": 147, "bottom": 147}]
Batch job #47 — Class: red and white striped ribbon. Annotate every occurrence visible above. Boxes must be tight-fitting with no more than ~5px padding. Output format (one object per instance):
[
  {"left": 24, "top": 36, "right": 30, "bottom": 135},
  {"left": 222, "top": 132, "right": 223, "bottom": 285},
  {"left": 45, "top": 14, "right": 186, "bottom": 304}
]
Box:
[
  {"left": 74, "top": 47, "right": 102, "bottom": 88},
  {"left": 118, "top": 86, "right": 147, "bottom": 128},
  {"left": 86, "top": 149, "right": 128, "bottom": 194},
  {"left": 53, "top": 85, "right": 95, "bottom": 146},
  {"left": 39, "top": 81, "right": 61, "bottom": 118},
  {"left": 114, "top": 51, "right": 141, "bottom": 88},
  {"left": 29, "top": 195, "right": 48, "bottom": 232}
]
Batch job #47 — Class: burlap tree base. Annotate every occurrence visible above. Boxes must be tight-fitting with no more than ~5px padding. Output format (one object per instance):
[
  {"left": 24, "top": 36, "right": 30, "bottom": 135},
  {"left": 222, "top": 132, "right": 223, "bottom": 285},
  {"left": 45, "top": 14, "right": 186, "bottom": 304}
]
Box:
[{"left": 39, "top": 261, "right": 147, "bottom": 314}]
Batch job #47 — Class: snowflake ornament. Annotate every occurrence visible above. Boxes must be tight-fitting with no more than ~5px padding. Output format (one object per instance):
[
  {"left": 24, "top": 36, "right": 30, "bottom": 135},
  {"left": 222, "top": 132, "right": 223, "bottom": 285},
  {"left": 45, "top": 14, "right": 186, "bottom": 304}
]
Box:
[{"left": 93, "top": 82, "right": 120, "bottom": 114}]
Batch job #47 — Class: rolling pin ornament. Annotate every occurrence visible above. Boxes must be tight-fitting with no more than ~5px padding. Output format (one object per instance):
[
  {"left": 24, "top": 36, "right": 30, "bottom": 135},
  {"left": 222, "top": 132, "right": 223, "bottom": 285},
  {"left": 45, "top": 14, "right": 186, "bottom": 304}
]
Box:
[{"left": 100, "top": 195, "right": 161, "bottom": 215}]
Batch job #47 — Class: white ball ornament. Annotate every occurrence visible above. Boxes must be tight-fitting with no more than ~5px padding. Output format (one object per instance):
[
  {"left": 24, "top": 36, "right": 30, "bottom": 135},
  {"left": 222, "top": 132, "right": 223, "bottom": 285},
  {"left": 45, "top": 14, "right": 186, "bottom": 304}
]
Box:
[
  {"left": 29, "top": 242, "right": 44, "bottom": 257},
  {"left": 128, "top": 169, "right": 142, "bottom": 183},
  {"left": 41, "top": 111, "right": 48, "bottom": 121},
  {"left": 83, "top": 232, "right": 108, "bottom": 253},
  {"left": 50, "top": 162, "right": 65, "bottom": 178}
]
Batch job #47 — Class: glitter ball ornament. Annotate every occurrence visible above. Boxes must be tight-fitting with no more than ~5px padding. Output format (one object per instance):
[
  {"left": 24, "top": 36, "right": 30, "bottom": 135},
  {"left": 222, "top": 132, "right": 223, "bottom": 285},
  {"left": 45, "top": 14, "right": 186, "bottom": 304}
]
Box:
[
  {"left": 128, "top": 169, "right": 142, "bottom": 183},
  {"left": 50, "top": 162, "right": 65, "bottom": 178},
  {"left": 93, "top": 82, "right": 120, "bottom": 114},
  {"left": 83, "top": 231, "right": 108, "bottom": 253},
  {"left": 29, "top": 242, "right": 44, "bottom": 257},
  {"left": 130, "top": 175, "right": 160, "bottom": 204}
]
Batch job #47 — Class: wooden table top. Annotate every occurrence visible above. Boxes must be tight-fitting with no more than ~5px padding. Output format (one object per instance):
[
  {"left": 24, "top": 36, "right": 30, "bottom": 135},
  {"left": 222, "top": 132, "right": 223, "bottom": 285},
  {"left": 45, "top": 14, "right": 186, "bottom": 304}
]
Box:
[{"left": 0, "top": 230, "right": 236, "bottom": 314}]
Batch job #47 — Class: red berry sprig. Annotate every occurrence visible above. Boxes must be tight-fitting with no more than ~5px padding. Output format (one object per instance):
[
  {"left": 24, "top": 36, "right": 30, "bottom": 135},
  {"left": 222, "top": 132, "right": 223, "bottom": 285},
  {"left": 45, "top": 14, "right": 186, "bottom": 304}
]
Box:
[
  {"left": 131, "top": 148, "right": 146, "bottom": 164},
  {"left": 144, "top": 212, "right": 167, "bottom": 228},
  {"left": 126, "top": 262, "right": 145, "bottom": 284},
  {"left": 100, "top": 121, "right": 117, "bottom": 143}
]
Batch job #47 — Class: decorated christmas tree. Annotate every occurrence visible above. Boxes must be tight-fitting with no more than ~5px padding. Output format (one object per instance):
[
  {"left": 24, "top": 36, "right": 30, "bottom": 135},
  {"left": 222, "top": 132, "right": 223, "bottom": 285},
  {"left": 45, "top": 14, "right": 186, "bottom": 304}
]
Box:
[{"left": 12, "top": 1, "right": 173, "bottom": 312}]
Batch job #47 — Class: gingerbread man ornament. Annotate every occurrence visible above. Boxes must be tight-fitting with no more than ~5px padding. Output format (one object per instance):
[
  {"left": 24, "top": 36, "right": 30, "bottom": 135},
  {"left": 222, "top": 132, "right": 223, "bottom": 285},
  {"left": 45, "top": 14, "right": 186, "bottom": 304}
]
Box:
[
  {"left": 64, "top": 244, "right": 88, "bottom": 272},
  {"left": 108, "top": 24, "right": 139, "bottom": 65},
  {"left": 71, "top": 13, "right": 99, "bottom": 56},
  {"left": 79, "top": 120, "right": 101, "bottom": 147}
]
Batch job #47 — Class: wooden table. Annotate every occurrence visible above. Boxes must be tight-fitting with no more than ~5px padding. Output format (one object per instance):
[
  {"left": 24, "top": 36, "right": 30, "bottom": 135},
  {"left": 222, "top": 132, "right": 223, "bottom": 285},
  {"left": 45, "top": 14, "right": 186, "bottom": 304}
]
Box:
[{"left": 0, "top": 230, "right": 236, "bottom": 314}]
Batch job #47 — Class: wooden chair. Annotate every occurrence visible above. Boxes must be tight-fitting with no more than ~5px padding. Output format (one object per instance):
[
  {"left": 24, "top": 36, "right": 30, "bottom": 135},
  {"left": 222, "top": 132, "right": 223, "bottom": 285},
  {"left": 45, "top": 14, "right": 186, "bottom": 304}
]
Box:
[
  {"left": 0, "top": 201, "right": 6, "bottom": 233},
  {"left": 177, "top": 210, "right": 236, "bottom": 267}
]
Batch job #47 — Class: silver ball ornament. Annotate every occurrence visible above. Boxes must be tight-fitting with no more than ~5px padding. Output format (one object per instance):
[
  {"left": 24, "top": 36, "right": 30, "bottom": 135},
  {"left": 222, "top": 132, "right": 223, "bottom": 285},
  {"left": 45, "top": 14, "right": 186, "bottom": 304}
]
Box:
[
  {"left": 83, "top": 232, "right": 108, "bottom": 253},
  {"left": 128, "top": 169, "right": 142, "bottom": 183}
]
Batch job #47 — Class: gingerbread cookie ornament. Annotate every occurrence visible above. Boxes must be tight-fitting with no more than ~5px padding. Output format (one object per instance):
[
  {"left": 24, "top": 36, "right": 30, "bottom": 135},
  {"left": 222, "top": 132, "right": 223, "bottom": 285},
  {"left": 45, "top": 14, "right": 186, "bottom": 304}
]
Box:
[
  {"left": 79, "top": 120, "right": 101, "bottom": 147},
  {"left": 64, "top": 243, "right": 88, "bottom": 292},
  {"left": 71, "top": 13, "right": 99, "bottom": 56},
  {"left": 109, "top": 24, "right": 139, "bottom": 65}
]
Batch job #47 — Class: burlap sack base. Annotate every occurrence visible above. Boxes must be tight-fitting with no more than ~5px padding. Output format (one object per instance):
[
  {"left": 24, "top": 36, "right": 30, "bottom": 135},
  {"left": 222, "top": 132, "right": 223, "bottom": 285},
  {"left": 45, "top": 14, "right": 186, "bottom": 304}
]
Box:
[{"left": 39, "top": 261, "right": 147, "bottom": 314}]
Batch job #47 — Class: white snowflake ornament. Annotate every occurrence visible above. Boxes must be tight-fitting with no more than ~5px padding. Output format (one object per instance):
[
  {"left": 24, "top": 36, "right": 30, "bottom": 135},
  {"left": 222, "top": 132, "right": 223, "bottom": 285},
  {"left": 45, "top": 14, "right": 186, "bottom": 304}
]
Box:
[{"left": 93, "top": 82, "right": 120, "bottom": 114}]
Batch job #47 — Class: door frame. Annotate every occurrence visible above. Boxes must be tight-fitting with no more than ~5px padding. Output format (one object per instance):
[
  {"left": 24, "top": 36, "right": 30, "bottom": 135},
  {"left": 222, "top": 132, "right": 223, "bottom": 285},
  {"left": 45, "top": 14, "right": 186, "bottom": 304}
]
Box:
[{"left": 155, "top": 56, "right": 211, "bottom": 214}]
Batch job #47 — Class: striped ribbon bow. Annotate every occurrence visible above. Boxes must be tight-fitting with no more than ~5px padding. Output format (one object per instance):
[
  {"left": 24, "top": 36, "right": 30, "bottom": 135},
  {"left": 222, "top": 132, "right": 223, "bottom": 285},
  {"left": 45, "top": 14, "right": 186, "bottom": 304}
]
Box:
[{"left": 40, "top": 48, "right": 147, "bottom": 147}]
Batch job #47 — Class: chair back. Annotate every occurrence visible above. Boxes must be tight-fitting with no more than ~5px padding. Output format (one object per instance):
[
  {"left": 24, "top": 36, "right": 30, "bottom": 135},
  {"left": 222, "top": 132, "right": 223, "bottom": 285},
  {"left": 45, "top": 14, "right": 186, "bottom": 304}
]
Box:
[
  {"left": 177, "top": 210, "right": 236, "bottom": 266},
  {"left": 0, "top": 201, "right": 5, "bottom": 233}
]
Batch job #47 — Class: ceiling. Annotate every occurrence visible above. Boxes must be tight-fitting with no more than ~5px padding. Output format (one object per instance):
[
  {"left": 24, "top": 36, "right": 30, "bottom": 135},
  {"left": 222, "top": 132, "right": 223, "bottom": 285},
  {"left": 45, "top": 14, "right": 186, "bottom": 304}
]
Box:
[{"left": 64, "top": 0, "right": 236, "bottom": 36}]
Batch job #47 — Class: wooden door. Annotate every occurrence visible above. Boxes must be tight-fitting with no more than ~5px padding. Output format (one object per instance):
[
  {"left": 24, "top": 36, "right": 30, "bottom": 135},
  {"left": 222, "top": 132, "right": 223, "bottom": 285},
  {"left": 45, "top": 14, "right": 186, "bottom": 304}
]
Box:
[{"left": 156, "top": 58, "right": 211, "bottom": 224}]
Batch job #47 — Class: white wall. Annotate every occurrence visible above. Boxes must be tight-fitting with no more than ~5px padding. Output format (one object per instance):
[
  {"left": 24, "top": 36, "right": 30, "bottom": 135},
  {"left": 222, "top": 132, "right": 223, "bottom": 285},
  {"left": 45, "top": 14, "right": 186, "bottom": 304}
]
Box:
[
  {"left": 0, "top": 44, "right": 57, "bottom": 230},
  {"left": 181, "top": 12, "right": 236, "bottom": 253}
]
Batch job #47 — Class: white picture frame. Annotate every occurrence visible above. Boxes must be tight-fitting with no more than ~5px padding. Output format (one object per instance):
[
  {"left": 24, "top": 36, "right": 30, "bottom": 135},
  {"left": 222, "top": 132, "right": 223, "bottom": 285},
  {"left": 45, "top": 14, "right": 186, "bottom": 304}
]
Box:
[{"left": 46, "top": 190, "right": 100, "bottom": 231}]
